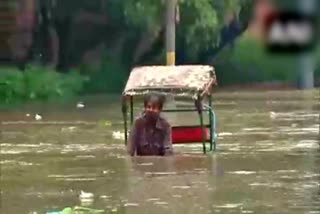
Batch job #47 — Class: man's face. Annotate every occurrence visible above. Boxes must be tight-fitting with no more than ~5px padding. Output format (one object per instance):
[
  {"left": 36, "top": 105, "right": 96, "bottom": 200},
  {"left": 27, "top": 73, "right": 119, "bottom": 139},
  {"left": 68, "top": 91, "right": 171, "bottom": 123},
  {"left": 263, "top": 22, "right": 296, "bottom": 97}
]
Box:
[{"left": 145, "top": 101, "right": 160, "bottom": 113}]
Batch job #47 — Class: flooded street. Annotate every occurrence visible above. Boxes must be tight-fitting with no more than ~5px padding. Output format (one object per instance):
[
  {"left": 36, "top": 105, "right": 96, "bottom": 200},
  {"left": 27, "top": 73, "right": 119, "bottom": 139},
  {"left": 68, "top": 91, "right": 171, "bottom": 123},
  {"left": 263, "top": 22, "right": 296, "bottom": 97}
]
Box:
[{"left": 1, "top": 90, "right": 319, "bottom": 214}]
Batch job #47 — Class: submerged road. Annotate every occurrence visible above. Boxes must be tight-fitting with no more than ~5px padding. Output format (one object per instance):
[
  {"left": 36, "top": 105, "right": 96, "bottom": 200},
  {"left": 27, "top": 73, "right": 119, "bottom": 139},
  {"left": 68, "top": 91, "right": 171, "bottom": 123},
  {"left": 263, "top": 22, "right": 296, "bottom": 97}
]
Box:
[{"left": 1, "top": 90, "right": 319, "bottom": 213}]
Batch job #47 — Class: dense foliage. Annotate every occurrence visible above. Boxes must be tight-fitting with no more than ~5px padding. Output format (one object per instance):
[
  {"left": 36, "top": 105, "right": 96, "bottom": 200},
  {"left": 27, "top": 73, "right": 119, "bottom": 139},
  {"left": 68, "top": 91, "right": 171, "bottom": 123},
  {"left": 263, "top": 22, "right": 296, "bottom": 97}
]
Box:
[
  {"left": 38, "top": 0, "right": 253, "bottom": 68},
  {"left": 3, "top": 0, "right": 319, "bottom": 103},
  {"left": 0, "top": 65, "right": 87, "bottom": 105}
]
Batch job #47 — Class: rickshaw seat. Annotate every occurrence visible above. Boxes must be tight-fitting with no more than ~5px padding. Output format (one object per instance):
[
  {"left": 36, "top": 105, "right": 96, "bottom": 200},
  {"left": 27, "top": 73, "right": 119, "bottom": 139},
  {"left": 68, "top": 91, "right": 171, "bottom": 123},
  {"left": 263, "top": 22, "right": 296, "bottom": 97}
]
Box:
[{"left": 171, "top": 126, "right": 209, "bottom": 144}]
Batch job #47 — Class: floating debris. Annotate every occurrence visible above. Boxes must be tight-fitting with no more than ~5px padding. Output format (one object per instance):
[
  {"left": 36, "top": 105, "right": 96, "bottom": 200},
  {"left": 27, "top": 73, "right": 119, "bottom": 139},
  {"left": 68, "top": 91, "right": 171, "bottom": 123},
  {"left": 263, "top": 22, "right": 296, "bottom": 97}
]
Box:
[
  {"left": 79, "top": 190, "right": 94, "bottom": 199},
  {"left": 77, "top": 102, "right": 85, "bottom": 108},
  {"left": 35, "top": 114, "right": 42, "bottom": 120},
  {"left": 270, "top": 111, "right": 277, "bottom": 119},
  {"left": 112, "top": 131, "right": 124, "bottom": 140},
  {"left": 79, "top": 191, "right": 94, "bottom": 207},
  {"left": 102, "top": 170, "right": 110, "bottom": 174}
]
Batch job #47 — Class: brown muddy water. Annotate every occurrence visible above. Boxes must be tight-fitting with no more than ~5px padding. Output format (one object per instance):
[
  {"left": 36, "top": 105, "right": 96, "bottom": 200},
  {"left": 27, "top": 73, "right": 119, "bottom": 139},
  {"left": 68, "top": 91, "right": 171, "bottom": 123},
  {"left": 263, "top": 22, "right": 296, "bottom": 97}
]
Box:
[{"left": 1, "top": 90, "right": 319, "bottom": 214}]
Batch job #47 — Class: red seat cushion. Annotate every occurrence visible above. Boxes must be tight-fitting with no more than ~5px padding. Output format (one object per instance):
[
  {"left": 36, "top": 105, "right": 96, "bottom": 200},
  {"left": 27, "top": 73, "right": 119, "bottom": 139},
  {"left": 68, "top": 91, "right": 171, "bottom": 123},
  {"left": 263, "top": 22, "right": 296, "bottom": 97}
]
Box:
[{"left": 171, "top": 126, "right": 209, "bottom": 144}]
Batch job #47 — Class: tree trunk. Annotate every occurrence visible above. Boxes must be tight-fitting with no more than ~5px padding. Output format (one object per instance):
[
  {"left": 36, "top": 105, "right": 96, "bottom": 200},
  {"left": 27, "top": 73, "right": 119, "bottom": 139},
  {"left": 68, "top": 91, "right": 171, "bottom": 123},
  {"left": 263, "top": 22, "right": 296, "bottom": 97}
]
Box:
[{"left": 55, "top": 17, "right": 72, "bottom": 71}]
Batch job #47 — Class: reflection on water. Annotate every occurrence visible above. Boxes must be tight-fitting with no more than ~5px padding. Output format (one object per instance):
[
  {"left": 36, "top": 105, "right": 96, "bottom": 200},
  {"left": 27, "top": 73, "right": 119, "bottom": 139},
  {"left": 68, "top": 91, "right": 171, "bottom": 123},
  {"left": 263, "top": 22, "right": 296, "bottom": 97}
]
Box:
[{"left": 1, "top": 91, "right": 319, "bottom": 214}]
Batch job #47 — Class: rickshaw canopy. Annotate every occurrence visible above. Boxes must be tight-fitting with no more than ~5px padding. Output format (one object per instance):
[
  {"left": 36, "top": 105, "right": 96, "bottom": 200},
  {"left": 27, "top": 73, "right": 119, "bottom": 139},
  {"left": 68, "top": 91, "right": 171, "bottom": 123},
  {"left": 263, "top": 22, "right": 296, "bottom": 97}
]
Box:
[{"left": 122, "top": 65, "right": 217, "bottom": 98}]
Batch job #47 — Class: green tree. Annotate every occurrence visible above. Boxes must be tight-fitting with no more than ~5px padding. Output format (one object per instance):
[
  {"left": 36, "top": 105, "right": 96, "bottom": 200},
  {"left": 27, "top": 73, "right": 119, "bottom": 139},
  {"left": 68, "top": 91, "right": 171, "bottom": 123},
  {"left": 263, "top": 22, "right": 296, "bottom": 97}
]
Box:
[
  {"left": 29, "top": 0, "right": 254, "bottom": 92},
  {"left": 39, "top": 0, "right": 253, "bottom": 68}
]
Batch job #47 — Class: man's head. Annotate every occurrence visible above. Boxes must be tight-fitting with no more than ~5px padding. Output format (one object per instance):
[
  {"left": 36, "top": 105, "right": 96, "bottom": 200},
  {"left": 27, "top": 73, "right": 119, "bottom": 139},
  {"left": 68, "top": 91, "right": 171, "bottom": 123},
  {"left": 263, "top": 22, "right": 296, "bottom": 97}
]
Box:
[
  {"left": 143, "top": 92, "right": 166, "bottom": 113},
  {"left": 143, "top": 93, "right": 166, "bottom": 123}
]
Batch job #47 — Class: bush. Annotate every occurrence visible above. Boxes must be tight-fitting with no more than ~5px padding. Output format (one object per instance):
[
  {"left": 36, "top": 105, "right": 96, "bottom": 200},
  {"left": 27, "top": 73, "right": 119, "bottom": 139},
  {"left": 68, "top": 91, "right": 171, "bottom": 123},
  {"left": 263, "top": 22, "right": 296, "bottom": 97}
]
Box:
[
  {"left": 232, "top": 35, "right": 297, "bottom": 82},
  {"left": 213, "top": 34, "right": 318, "bottom": 86},
  {"left": 0, "top": 65, "right": 88, "bottom": 105}
]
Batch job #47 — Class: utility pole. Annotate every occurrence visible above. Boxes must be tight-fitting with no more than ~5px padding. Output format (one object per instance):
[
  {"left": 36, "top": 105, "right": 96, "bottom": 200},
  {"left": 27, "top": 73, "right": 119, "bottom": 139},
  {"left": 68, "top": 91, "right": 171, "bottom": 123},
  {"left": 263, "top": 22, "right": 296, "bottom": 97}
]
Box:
[
  {"left": 296, "top": 0, "right": 315, "bottom": 89},
  {"left": 166, "top": 0, "right": 176, "bottom": 65},
  {"left": 165, "top": 0, "right": 177, "bottom": 121}
]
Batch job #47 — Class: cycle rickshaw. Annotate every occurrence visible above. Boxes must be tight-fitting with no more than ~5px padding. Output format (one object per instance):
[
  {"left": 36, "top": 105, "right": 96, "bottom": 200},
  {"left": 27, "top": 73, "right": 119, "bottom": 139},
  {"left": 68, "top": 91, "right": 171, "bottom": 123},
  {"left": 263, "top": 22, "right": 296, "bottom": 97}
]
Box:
[{"left": 121, "top": 65, "right": 218, "bottom": 154}]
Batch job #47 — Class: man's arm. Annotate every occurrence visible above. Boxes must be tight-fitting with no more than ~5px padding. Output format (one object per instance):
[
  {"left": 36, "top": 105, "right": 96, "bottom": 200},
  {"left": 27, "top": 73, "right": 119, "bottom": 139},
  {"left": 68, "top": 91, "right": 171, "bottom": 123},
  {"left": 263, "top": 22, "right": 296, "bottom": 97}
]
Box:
[
  {"left": 163, "top": 123, "right": 173, "bottom": 156},
  {"left": 127, "top": 119, "right": 140, "bottom": 156}
]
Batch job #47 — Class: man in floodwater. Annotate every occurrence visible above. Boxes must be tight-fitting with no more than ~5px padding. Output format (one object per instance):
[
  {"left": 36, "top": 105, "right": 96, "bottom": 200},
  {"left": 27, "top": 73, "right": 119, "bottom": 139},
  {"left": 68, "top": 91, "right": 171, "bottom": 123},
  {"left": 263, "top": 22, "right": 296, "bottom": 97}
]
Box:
[{"left": 127, "top": 93, "right": 173, "bottom": 156}]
